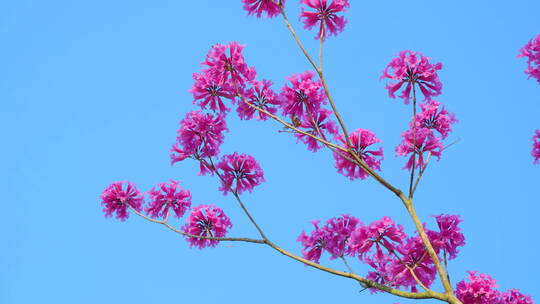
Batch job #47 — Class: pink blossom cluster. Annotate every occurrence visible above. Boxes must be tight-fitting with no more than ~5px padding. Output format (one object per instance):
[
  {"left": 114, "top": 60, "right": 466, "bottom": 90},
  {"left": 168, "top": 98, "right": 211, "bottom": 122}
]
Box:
[
  {"left": 279, "top": 71, "right": 341, "bottom": 151},
  {"left": 298, "top": 214, "right": 466, "bottom": 292},
  {"left": 518, "top": 34, "right": 540, "bottom": 84},
  {"left": 241, "top": 0, "right": 283, "bottom": 18},
  {"left": 394, "top": 100, "right": 457, "bottom": 170},
  {"left": 300, "top": 0, "right": 350, "bottom": 40},
  {"left": 100, "top": 181, "right": 144, "bottom": 221},
  {"left": 100, "top": 181, "right": 233, "bottom": 249},
  {"left": 381, "top": 51, "right": 456, "bottom": 170},
  {"left": 456, "top": 271, "right": 533, "bottom": 304},
  {"left": 333, "top": 129, "right": 384, "bottom": 179},
  {"left": 381, "top": 50, "right": 443, "bottom": 104},
  {"left": 297, "top": 214, "right": 360, "bottom": 264},
  {"left": 533, "top": 130, "right": 540, "bottom": 164},
  {"left": 182, "top": 204, "right": 233, "bottom": 249},
  {"left": 217, "top": 152, "right": 265, "bottom": 195}
]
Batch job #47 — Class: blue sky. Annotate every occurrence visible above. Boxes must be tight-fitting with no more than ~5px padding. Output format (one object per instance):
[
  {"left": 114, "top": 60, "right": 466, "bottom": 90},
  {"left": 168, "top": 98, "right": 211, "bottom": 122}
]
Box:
[{"left": 1, "top": 1, "right": 539, "bottom": 303}]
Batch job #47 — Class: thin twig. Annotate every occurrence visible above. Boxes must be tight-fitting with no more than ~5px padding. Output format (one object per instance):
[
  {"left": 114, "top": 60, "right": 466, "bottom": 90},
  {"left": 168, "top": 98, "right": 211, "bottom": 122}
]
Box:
[{"left": 128, "top": 207, "right": 266, "bottom": 244}]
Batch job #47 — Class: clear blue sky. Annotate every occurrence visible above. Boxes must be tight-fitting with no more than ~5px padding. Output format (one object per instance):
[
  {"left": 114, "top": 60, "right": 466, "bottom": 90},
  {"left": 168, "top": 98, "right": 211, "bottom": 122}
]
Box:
[{"left": 2, "top": 1, "right": 539, "bottom": 303}]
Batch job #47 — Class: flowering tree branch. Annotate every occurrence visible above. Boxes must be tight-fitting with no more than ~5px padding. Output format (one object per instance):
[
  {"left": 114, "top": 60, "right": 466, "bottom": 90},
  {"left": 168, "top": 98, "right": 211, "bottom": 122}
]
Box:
[{"left": 99, "top": 1, "right": 536, "bottom": 304}]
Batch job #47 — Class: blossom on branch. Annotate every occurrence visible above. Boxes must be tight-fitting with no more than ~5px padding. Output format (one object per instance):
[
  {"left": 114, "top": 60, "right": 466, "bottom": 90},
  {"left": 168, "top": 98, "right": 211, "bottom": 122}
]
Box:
[
  {"left": 202, "top": 42, "right": 256, "bottom": 91},
  {"left": 300, "top": 0, "right": 349, "bottom": 40},
  {"left": 182, "top": 204, "right": 233, "bottom": 249},
  {"left": 533, "top": 129, "right": 540, "bottom": 164},
  {"left": 433, "top": 214, "right": 465, "bottom": 260},
  {"left": 100, "top": 181, "right": 144, "bottom": 221},
  {"left": 347, "top": 216, "right": 406, "bottom": 259},
  {"left": 456, "top": 272, "right": 500, "bottom": 304},
  {"left": 500, "top": 289, "right": 534, "bottom": 304},
  {"left": 170, "top": 111, "right": 228, "bottom": 168},
  {"left": 146, "top": 180, "right": 192, "bottom": 220},
  {"left": 395, "top": 127, "right": 443, "bottom": 170},
  {"left": 217, "top": 152, "right": 265, "bottom": 195},
  {"left": 237, "top": 80, "right": 280, "bottom": 120},
  {"left": 333, "top": 129, "right": 384, "bottom": 180},
  {"left": 381, "top": 50, "right": 443, "bottom": 104},
  {"left": 415, "top": 101, "right": 457, "bottom": 139},
  {"left": 280, "top": 71, "right": 327, "bottom": 118},
  {"left": 241, "top": 0, "right": 283, "bottom": 18},
  {"left": 297, "top": 215, "right": 360, "bottom": 263},
  {"left": 390, "top": 236, "right": 437, "bottom": 292},
  {"left": 518, "top": 34, "right": 540, "bottom": 83},
  {"left": 190, "top": 72, "right": 235, "bottom": 113},
  {"left": 294, "top": 108, "right": 338, "bottom": 152}
]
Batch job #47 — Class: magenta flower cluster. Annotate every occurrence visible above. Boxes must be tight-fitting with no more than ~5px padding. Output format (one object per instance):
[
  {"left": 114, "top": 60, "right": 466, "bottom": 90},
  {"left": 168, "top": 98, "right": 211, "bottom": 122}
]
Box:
[
  {"left": 300, "top": 0, "right": 350, "bottom": 40},
  {"left": 518, "top": 34, "right": 539, "bottom": 164},
  {"left": 518, "top": 34, "right": 540, "bottom": 84},
  {"left": 100, "top": 181, "right": 144, "bottom": 221},
  {"left": 381, "top": 50, "right": 443, "bottom": 104},
  {"left": 242, "top": 0, "right": 350, "bottom": 41},
  {"left": 380, "top": 50, "right": 457, "bottom": 170},
  {"left": 217, "top": 152, "right": 265, "bottom": 195},
  {"left": 298, "top": 214, "right": 467, "bottom": 292},
  {"left": 533, "top": 130, "right": 540, "bottom": 164},
  {"left": 100, "top": 181, "right": 233, "bottom": 249},
  {"left": 182, "top": 204, "right": 233, "bottom": 249},
  {"left": 456, "top": 272, "right": 533, "bottom": 304},
  {"left": 333, "top": 129, "right": 384, "bottom": 180},
  {"left": 241, "top": 0, "right": 283, "bottom": 18}
]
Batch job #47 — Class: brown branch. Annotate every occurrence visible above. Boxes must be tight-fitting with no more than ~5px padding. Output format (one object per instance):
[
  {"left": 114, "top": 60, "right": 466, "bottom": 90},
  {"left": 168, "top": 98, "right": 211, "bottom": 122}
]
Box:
[{"left": 128, "top": 207, "right": 265, "bottom": 244}]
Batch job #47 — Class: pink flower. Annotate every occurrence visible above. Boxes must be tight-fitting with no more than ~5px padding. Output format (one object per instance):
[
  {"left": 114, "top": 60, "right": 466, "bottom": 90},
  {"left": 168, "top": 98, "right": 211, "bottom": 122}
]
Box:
[
  {"left": 297, "top": 215, "right": 360, "bottom": 263},
  {"left": 390, "top": 236, "right": 437, "bottom": 292},
  {"left": 518, "top": 34, "right": 540, "bottom": 83},
  {"left": 182, "top": 204, "right": 233, "bottom": 249},
  {"left": 190, "top": 72, "right": 235, "bottom": 113},
  {"left": 415, "top": 101, "right": 457, "bottom": 139},
  {"left": 202, "top": 42, "right": 256, "bottom": 90},
  {"left": 500, "top": 289, "right": 534, "bottom": 304},
  {"left": 347, "top": 216, "right": 406, "bottom": 260},
  {"left": 100, "top": 181, "right": 144, "bottom": 221},
  {"left": 295, "top": 108, "right": 338, "bottom": 152},
  {"left": 333, "top": 129, "right": 384, "bottom": 180},
  {"left": 395, "top": 127, "right": 443, "bottom": 170},
  {"left": 381, "top": 50, "right": 443, "bottom": 104},
  {"left": 532, "top": 130, "right": 540, "bottom": 164},
  {"left": 280, "top": 71, "right": 327, "bottom": 118},
  {"left": 217, "top": 153, "right": 265, "bottom": 195},
  {"left": 170, "top": 111, "right": 228, "bottom": 167},
  {"left": 241, "top": 0, "right": 283, "bottom": 18},
  {"left": 237, "top": 80, "right": 280, "bottom": 120},
  {"left": 433, "top": 214, "right": 465, "bottom": 260},
  {"left": 297, "top": 220, "right": 328, "bottom": 264},
  {"left": 456, "top": 271, "right": 500, "bottom": 304},
  {"left": 323, "top": 215, "right": 361, "bottom": 259},
  {"left": 300, "top": 0, "right": 349, "bottom": 40},
  {"left": 365, "top": 253, "right": 396, "bottom": 293},
  {"left": 146, "top": 180, "right": 192, "bottom": 220}
]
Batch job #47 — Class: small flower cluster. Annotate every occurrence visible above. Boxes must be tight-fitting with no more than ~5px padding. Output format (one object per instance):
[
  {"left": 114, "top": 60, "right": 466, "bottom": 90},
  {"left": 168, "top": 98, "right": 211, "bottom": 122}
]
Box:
[
  {"left": 242, "top": 0, "right": 350, "bottom": 41},
  {"left": 381, "top": 50, "right": 443, "bottom": 104},
  {"left": 333, "top": 129, "right": 384, "bottom": 180},
  {"left": 100, "top": 181, "right": 232, "bottom": 249},
  {"left": 300, "top": 0, "right": 350, "bottom": 40},
  {"left": 382, "top": 50, "right": 456, "bottom": 170},
  {"left": 518, "top": 34, "right": 540, "bottom": 84},
  {"left": 533, "top": 130, "right": 540, "bottom": 164},
  {"left": 518, "top": 35, "right": 540, "bottom": 164},
  {"left": 171, "top": 42, "right": 267, "bottom": 194},
  {"left": 298, "top": 214, "right": 466, "bottom": 292},
  {"left": 456, "top": 271, "right": 533, "bottom": 304}
]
